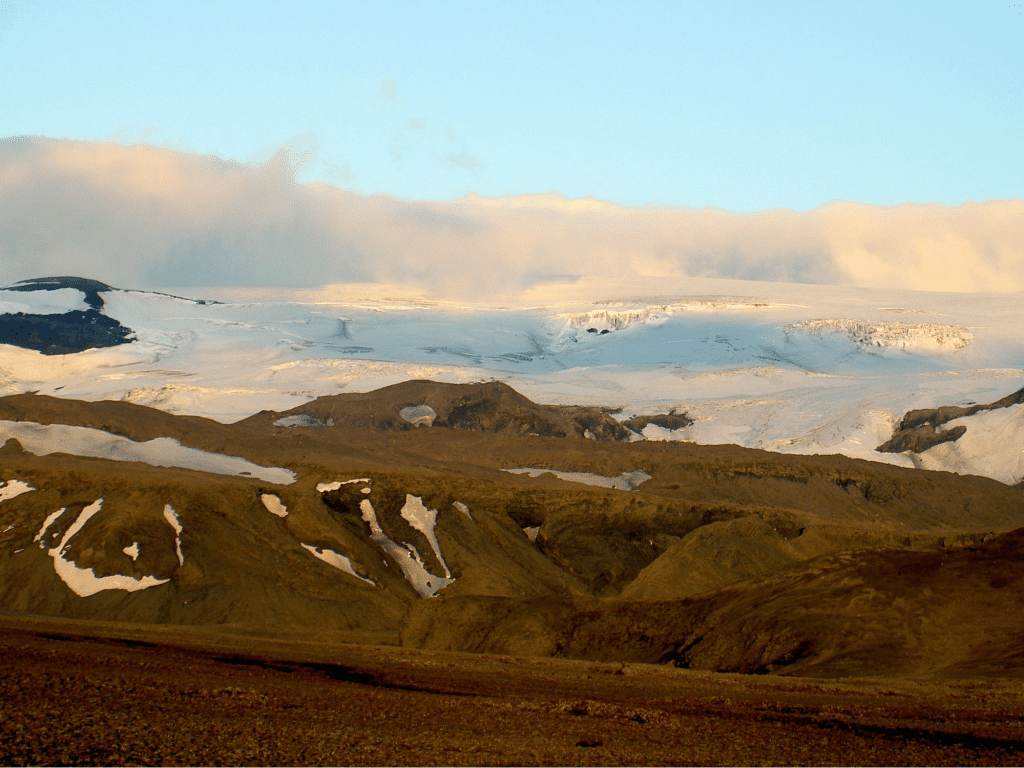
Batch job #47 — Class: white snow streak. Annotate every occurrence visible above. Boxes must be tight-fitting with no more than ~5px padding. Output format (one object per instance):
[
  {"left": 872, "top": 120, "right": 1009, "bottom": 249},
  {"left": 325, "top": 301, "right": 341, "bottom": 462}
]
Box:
[
  {"left": 0, "top": 479, "right": 35, "bottom": 502},
  {"left": 34, "top": 508, "right": 66, "bottom": 547},
  {"left": 0, "top": 421, "right": 295, "bottom": 484},
  {"left": 163, "top": 504, "right": 184, "bottom": 566},
  {"left": 359, "top": 499, "right": 454, "bottom": 597},
  {"left": 300, "top": 543, "right": 375, "bottom": 584},
  {"left": 502, "top": 467, "right": 652, "bottom": 491},
  {"left": 400, "top": 495, "right": 451, "bottom": 578},
  {"left": 48, "top": 499, "right": 169, "bottom": 597}
]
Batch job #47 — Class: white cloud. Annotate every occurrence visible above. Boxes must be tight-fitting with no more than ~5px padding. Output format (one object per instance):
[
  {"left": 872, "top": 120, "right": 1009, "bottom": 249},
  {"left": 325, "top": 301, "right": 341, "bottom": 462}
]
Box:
[{"left": 0, "top": 137, "right": 1021, "bottom": 298}]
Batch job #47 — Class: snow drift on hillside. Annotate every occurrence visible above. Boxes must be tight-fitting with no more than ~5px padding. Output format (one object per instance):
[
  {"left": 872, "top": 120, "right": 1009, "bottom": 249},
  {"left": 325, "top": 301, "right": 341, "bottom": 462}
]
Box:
[
  {"left": 913, "top": 404, "right": 1024, "bottom": 486},
  {"left": 0, "top": 420, "right": 295, "bottom": 484}
]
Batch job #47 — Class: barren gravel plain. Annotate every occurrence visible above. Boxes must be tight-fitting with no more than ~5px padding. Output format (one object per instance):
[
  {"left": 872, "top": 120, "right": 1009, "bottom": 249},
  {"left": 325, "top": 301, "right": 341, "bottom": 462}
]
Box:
[{"left": 4, "top": 615, "right": 1024, "bottom": 766}]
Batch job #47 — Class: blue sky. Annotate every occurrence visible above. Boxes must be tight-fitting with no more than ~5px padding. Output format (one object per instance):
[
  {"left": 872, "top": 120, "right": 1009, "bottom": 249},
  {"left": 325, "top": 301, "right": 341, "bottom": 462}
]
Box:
[{"left": 1, "top": 0, "right": 1020, "bottom": 212}]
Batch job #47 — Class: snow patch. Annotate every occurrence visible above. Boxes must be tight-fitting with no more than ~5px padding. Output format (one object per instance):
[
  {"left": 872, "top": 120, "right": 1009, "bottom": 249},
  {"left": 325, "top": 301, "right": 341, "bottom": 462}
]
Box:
[
  {"left": 0, "top": 479, "right": 35, "bottom": 502},
  {"left": 34, "top": 508, "right": 66, "bottom": 547},
  {"left": 123, "top": 542, "right": 140, "bottom": 561},
  {"left": 163, "top": 504, "right": 184, "bottom": 566},
  {"left": 503, "top": 467, "right": 653, "bottom": 491},
  {"left": 0, "top": 421, "right": 295, "bottom": 484},
  {"left": 523, "top": 526, "right": 540, "bottom": 542},
  {"left": 399, "top": 404, "right": 436, "bottom": 427},
  {"left": 400, "top": 495, "right": 451, "bottom": 578},
  {"left": 0, "top": 287, "right": 91, "bottom": 316},
  {"left": 301, "top": 543, "right": 375, "bottom": 584},
  {"left": 49, "top": 499, "right": 169, "bottom": 596},
  {"left": 317, "top": 478, "right": 371, "bottom": 492},
  {"left": 453, "top": 501, "right": 472, "bottom": 520},
  {"left": 914, "top": 403, "right": 1024, "bottom": 485},
  {"left": 359, "top": 499, "right": 454, "bottom": 597},
  {"left": 260, "top": 493, "right": 288, "bottom": 518}
]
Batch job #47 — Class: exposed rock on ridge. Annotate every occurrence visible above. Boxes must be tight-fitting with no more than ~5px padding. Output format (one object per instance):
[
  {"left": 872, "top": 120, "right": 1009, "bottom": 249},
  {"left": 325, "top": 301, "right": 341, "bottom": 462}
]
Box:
[
  {"left": 242, "top": 379, "right": 635, "bottom": 441},
  {"left": 878, "top": 386, "right": 1024, "bottom": 454}
]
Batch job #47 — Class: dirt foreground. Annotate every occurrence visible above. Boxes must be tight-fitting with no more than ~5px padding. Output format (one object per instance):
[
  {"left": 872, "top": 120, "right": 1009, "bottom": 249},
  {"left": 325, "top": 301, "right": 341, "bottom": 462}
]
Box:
[{"left": 3, "top": 615, "right": 1024, "bottom": 767}]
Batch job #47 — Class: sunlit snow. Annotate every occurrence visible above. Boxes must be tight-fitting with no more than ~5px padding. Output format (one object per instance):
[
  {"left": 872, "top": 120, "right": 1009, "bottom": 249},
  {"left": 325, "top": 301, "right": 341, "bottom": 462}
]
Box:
[
  {"left": 399, "top": 495, "right": 451, "bottom": 578},
  {"left": 0, "top": 479, "right": 35, "bottom": 502},
  {"left": 399, "top": 404, "right": 436, "bottom": 427},
  {"left": 503, "top": 467, "right": 652, "bottom": 491},
  {"left": 0, "top": 420, "right": 295, "bottom": 484},
  {"left": 48, "top": 499, "right": 169, "bottom": 597},
  {"left": 359, "top": 498, "right": 454, "bottom": 597},
  {"left": 317, "top": 478, "right": 371, "bottom": 492},
  {"left": 913, "top": 404, "right": 1024, "bottom": 486},
  {"left": 163, "top": 504, "right": 184, "bottom": 566},
  {"left": 123, "top": 542, "right": 140, "bottom": 561},
  {"left": 300, "top": 543, "right": 375, "bottom": 584},
  {"left": 786, "top": 319, "right": 973, "bottom": 352},
  {"left": 0, "top": 287, "right": 91, "bottom": 315},
  {"left": 260, "top": 493, "right": 288, "bottom": 518},
  {"left": 453, "top": 501, "right": 473, "bottom": 520},
  {"left": 2, "top": 276, "right": 1022, "bottom": 484},
  {"left": 34, "top": 507, "right": 65, "bottom": 547}
]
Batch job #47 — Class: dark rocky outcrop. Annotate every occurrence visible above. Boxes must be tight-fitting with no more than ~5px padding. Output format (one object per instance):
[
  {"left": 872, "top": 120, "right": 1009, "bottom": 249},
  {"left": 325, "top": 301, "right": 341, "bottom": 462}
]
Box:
[
  {"left": 0, "top": 310, "right": 135, "bottom": 355},
  {"left": 4, "top": 276, "right": 115, "bottom": 310},
  {"left": 1, "top": 277, "right": 135, "bottom": 354},
  {"left": 877, "top": 386, "right": 1024, "bottom": 454},
  {"left": 623, "top": 412, "right": 693, "bottom": 433},
  {"left": 242, "top": 380, "right": 635, "bottom": 441}
]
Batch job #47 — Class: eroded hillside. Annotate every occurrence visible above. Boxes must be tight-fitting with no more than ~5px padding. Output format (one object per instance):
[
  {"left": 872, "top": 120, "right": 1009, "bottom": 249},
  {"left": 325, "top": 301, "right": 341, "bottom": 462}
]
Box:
[{"left": 2, "top": 381, "right": 1023, "bottom": 679}]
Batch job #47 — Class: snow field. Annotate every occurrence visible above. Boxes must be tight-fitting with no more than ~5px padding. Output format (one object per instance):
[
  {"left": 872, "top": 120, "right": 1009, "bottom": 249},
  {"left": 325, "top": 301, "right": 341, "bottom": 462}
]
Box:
[
  {"left": 3, "top": 276, "right": 1024, "bottom": 484},
  {"left": 0, "top": 287, "right": 91, "bottom": 315},
  {"left": 0, "top": 420, "right": 296, "bottom": 485},
  {"left": 914, "top": 404, "right": 1024, "bottom": 486}
]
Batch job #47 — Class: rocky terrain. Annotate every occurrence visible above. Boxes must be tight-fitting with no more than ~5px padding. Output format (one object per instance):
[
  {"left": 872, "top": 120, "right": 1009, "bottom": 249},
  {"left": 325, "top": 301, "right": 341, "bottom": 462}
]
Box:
[
  {"left": 4, "top": 617, "right": 1024, "bottom": 766},
  {"left": 878, "top": 385, "right": 1024, "bottom": 454},
  {"left": 2, "top": 381, "right": 1023, "bottom": 661},
  {"left": 3, "top": 379, "right": 1024, "bottom": 764}
]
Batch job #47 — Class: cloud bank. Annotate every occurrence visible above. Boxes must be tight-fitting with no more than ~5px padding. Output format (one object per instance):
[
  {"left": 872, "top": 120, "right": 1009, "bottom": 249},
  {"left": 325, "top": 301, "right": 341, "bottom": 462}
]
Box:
[{"left": 1, "top": 137, "right": 1021, "bottom": 297}]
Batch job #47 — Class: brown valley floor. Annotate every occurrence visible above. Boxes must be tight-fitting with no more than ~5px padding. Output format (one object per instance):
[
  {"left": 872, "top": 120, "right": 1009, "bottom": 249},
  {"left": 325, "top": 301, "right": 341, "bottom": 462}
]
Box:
[{"left": 3, "top": 617, "right": 1024, "bottom": 767}]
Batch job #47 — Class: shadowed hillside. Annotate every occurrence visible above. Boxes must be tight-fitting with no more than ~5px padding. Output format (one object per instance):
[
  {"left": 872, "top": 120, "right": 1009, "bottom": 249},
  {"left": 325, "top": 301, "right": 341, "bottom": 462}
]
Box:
[{"left": 2, "top": 382, "right": 1023, "bottom": 681}]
